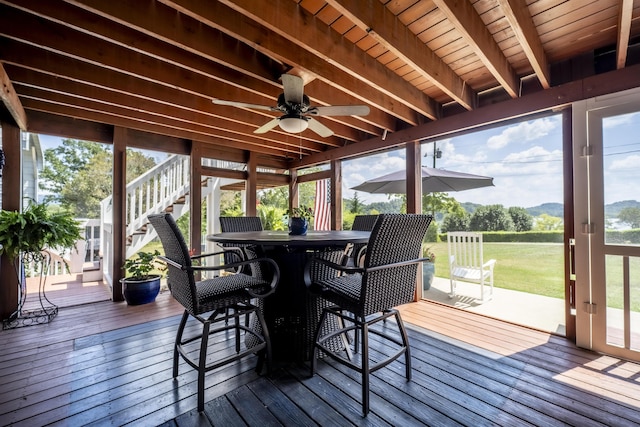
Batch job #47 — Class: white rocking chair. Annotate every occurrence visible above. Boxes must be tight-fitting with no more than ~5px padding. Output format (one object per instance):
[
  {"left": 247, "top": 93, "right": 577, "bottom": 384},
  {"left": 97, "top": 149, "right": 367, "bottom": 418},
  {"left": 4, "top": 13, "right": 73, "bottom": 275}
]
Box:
[{"left": 447, "top": 232, "right": 496, "bottom": 302}]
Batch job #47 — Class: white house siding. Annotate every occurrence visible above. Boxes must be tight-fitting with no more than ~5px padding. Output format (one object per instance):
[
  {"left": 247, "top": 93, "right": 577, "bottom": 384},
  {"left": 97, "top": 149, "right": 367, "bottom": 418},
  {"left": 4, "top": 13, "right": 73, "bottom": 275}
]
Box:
[{"left": 21, "top": 133, "right": 43, "bottom": 205}]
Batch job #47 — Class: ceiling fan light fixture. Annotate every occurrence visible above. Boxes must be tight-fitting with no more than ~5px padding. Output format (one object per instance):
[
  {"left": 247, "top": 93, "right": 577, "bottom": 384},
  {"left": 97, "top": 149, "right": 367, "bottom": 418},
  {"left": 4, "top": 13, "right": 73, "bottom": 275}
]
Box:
[{"left": 279, "top": 115, "right": 308, "bottom": 133}]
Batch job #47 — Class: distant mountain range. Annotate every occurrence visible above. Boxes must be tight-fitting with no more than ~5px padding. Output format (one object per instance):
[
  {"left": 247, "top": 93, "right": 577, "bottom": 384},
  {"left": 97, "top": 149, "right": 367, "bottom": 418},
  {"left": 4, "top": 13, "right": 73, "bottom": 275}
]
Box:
[
  {"left": 460, "top": 200, "right": 640, "bottom": 218},
  {"left": 360, "top": 197, "right": 640, "bottom": 218},
  {"left": 526, "top": 203, "right": 563, "bottom": 217}
]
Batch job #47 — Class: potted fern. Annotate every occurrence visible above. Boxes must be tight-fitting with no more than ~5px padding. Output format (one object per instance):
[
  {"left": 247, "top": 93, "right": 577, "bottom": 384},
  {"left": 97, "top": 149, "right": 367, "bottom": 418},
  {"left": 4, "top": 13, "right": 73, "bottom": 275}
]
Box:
[
  {"left": 0, "top": 200, "right": 82, "bottom": 262},
  {"left": 0, "top": 199, "right": 83, "bottom": 327},
  {"left": 121, "top": 250, "right": 165, "bottom": 305}
]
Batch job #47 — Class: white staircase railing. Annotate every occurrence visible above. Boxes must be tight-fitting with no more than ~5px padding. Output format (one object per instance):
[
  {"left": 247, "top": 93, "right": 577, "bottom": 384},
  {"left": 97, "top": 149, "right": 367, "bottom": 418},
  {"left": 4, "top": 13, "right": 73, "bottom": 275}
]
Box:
[
  {"left": 99, "top": 155, "right": 237, "bottom": 286},
  {"left": 101, "top": 155, "right": 190, "bottom": 285}
]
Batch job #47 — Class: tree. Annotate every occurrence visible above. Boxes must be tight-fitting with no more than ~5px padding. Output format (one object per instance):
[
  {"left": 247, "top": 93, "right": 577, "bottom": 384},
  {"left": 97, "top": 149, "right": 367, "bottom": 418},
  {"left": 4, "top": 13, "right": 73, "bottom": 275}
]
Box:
[
  {"left": 441, "top": 211, "right": 469, "bottom": 232},
  {"left": 422, "top": 192, "right": 459, "bottom": 217},
  {"left": 257, "top": 205, "right": 286, "bottom": 230},
  {"left": 258, "top": 186, "right": 288, "bottom": 210},
  {"left": 618, "top": 207, "right": 640, "bottom": 228},
  {"left": 62, "top": 149, "right": 112, "bottom": 217},
  {"left": 125, "top": 149, "right": 158, "bottom": 183},
  {"left": 220, "top": 191, "right": 244, "bottom": 217},
  {"left": 469, "top": 204, "right": 514, "bottom": 231},
  {"left": 508, "top": 206, "right": 533, "bottom": 231},
  {"left": 41, "top": 141, "right": 158, "bottom": 218},
  {"left": 534, "top": 214, "right": 563, "bottom": 231},
  {"left": 348, "top": 192, "right": 364, "bottom": 214},
  {"left": 40, "top": 139, "right": 107, "bottom": 198}
]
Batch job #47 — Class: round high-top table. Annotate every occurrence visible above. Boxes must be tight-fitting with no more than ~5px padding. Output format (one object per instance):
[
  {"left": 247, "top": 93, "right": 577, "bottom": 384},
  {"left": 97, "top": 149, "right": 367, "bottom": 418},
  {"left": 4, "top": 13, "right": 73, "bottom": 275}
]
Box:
[
  {"left": 208, "top": 230, "right": 370, "bottom": 361},
  {"left": 209, "top": 230, "right": 369, "bottom": 247}
]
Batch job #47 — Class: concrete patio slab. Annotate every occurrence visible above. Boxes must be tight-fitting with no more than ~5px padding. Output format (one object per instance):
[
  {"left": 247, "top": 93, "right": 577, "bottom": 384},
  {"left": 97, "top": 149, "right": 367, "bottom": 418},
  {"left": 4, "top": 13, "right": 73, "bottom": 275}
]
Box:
[{"left": 422, "top": 276, "right": 566, "bottom": 335}]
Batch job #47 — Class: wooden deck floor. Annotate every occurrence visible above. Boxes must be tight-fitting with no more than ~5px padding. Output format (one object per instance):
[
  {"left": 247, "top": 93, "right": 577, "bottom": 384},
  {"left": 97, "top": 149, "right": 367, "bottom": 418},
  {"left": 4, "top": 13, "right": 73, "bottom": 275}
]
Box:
[
  {"left": 21, "top": 273, "right": 113, "bottom": 311},
  {"left": 1, "top": 289, "right": 639, "bottom": 426}
]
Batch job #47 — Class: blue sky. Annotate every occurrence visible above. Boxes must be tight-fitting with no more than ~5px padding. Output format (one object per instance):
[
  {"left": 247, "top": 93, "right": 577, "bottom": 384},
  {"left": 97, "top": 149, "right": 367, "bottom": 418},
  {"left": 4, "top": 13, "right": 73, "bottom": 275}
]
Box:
[
  {"left": 603, "top": 111, "right": 640, "bottom": 207},
  {"left": 344, "top": 113, "right": 565, "bottom": 208}
]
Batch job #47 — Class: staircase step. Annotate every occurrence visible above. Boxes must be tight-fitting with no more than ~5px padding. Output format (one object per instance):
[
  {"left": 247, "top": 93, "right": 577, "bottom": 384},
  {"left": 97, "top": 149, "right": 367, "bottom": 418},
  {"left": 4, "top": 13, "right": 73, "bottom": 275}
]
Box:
[{"left": 132, "top": 224, "right": 147, "bottom": 235}]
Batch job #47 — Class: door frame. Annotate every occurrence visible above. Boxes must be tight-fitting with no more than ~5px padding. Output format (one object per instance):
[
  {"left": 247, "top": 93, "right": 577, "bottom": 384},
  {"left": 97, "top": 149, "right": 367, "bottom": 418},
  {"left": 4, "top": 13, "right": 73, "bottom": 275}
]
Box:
[{"left": 573, "top": 87, "right": 640, "bottom": 361}]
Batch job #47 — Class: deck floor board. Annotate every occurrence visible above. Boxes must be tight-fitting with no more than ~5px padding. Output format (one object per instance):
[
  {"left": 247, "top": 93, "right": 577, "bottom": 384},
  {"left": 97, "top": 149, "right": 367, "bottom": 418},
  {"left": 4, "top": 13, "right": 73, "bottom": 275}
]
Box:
[{"left": 1, "top": 287, "right": 639, "bottom": 426}]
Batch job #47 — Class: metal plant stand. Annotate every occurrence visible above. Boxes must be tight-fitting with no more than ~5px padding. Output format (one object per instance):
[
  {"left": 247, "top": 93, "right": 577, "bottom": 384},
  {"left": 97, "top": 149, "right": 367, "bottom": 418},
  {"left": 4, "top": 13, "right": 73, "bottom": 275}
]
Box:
[{"left": 2, "top": 251, "right": 58, "bottom": 329}]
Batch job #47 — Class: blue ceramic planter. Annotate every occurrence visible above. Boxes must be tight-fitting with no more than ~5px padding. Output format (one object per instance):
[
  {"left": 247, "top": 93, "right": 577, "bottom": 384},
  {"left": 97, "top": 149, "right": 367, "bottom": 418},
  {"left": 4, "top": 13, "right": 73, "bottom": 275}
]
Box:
[
  {"left": 121, "top": 276, "right": 161, "bottom": 305},
  {"left": 289, "top": 217, "right": 308, "bottom": 236},
  {"left": 422, "top": 262, "right": 435, "bottom": 291}
]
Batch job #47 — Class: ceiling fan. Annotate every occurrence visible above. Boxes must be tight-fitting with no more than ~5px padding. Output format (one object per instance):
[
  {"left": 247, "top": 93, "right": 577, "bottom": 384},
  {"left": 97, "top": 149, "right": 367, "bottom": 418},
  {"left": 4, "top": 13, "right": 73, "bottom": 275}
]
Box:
[{"left": 212, "top": 74, "right": 370, "bottom": 137}]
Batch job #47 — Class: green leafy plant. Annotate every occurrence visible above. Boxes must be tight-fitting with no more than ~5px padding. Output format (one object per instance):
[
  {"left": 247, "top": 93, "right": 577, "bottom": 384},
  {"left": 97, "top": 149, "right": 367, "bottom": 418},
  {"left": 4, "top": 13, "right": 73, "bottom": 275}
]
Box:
[
  {"left": 288, "top": 205, "right": 313, "bottom": 221},
  {"left": 0, "top": 200, "right": 82, "bottom": 261},
  {"left": 422, "top": 246, "right": 436, "bottom": 262},
  {"left": 123, "top": 250, "right": 165, "bottom": 280}
]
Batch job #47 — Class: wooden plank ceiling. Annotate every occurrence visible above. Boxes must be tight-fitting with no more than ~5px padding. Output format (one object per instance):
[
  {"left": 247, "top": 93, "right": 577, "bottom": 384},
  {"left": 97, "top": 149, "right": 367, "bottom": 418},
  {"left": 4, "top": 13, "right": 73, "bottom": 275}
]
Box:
[{"left": 1, "top": 0, "right": 640, "bottom": 167}]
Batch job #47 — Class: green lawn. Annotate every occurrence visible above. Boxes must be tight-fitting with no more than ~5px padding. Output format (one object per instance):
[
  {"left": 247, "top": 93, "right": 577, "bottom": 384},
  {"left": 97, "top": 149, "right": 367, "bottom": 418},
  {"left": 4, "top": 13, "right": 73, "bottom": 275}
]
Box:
[
  {"left": 430, "top": 241, "right": 639, "bottom": 311},
  {"left": 141, "top": 240, "right": 637, "bottom": 311},
  {"left": 429, "top": 242, "right": 564, "bottom": 299}
]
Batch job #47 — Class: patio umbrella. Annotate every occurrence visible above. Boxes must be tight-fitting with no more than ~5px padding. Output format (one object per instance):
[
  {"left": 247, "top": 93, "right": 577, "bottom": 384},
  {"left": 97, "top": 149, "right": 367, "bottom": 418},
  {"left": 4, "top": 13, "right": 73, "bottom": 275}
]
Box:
[{"left": 351, "top": 166, "right": 494, "bottom": 194}]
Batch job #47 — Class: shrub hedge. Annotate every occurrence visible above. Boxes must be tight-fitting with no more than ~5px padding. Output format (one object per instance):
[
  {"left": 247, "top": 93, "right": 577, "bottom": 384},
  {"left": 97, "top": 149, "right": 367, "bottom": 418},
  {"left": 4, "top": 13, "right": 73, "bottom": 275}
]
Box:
[
  {"left": 438, "top": 231, "right": 563, "bottom": 242},
  {"left": 438, "top": 229, "right": 640, "bottom": 243}
]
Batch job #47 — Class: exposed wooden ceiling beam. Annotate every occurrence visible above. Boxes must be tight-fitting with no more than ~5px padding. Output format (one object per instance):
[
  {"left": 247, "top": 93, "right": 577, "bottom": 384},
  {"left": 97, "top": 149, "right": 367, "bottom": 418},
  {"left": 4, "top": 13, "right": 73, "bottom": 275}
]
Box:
[
  {"left": 326, "top": 0, "right": 474, "bottom": 110},
  {"left": 64, "top": 0, "right": 417, "bottom": 128},
  {"left": 0, "top": 8, "right": 360, "bottom": 148},
  {"left": 48, "top": 0, "right": 388, "bottom": 136},
  {"left": 0, "top": 41, "right": 330, "bottom": 153},
  {"left": 59, "top": 0, "right": 282, "bottom": 83},
  {"left": 295, "top": 63, "right": 640, "bottom": 167},
  {"left": 0, "top": 62, "right": 27, "bottom": 130},
  {"left": 434, "top": 0, "right": 519, "bottom": 97},
  {"left": 168, "top": 0, "right": 434, "bottom": 123},
  {"left": 15, "top": 83, "right": 316, "bottom": 157},
  {"left": 55, "top": 0, "right": 386, "bottom": 136},
  {"left": 616, "top": 0, "right": 634, "bottom": 69},
  {"left": 500, "top": 0, "right": 550, "bottom": 89},
  {"left": 21, "top": 97, "right": 297, "bottom": 158}
]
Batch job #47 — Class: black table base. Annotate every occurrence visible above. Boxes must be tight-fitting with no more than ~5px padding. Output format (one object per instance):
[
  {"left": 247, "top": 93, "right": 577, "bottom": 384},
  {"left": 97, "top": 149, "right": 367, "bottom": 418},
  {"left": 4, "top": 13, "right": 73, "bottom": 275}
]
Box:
[{"left": 259, "top": 247, "right": 345, "bottom": 361}]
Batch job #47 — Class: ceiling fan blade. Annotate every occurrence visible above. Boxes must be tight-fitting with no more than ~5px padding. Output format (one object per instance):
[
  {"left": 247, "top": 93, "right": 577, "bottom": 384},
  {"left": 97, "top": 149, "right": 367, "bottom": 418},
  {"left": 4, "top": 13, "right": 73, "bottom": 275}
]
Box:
[
  {"left": 306, "top": 118, "right": 334, "bottom": 137},
  {"left": 254, "top": 118, "right": 280, "bottom": 134},
  {"left": 212, "top": 99, "right": 274, "bottom": 111},
  {"left": 281, "top": 74, "right": 304, "bottom": 104},
  {"left": 307, "top": 105, "right": 370, "bottom": 116}
]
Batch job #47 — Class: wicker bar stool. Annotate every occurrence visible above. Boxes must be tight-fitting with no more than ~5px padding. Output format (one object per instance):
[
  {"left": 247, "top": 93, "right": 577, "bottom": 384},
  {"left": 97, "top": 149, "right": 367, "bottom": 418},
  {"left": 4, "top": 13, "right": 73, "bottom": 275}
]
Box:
[
  {"left": 148, "top": 213, "right": 279, "bottom": 412},
  {"left": 306, "top": 213, "right": 432, "bottom": 416}
]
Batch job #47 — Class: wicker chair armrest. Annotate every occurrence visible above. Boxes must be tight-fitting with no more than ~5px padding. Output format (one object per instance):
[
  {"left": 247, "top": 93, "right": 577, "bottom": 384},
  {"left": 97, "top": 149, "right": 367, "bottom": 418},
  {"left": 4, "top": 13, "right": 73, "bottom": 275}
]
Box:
[
  {"left": 303, "top": 256, "right": 364, "bottom": 287},
  {"left": 244, "top": 257, "right": 279, "bottom": 298},
  {"left": 191, "top": 248, "right": 244, "bottom": 262},
  {"left": 354, "top": 245, "right": 368, "bottom": 267},
  {"left": 365, "top": 257, "right": 431, "bottom": 273},
  {"left": 157, "top": 255, "right": 280, "bottom": 299}
]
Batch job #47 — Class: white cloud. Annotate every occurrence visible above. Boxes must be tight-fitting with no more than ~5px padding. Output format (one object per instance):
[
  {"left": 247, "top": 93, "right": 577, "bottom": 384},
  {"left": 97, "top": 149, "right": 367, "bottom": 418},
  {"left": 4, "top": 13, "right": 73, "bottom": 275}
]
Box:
[
  {"left": 486, "top": 117, "right": 559, "bottom": 150},
  {"left": 434, "top": 139, "right": 489, "bottom": 166},
  {"left": 344, "top": 114, "right": 567, "bottom": 208},
  {"left": 343, "top": 150, "right": 407, "bottom": 203},
  {"left": 609, "top": 154, "right": 640, "bottom": 170},
  {"left": 603, "top": 112, "right": 639, "bottom": 129},
  {"left": 462, "top": 145, "right": 563, "bottom": 207}
]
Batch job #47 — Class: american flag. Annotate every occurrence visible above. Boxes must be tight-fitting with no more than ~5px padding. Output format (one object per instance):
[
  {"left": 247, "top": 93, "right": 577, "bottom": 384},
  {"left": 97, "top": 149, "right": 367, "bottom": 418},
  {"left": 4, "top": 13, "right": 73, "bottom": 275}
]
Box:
[{"left": 314, "top": 179, "right": 331, "bottom": 230}]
